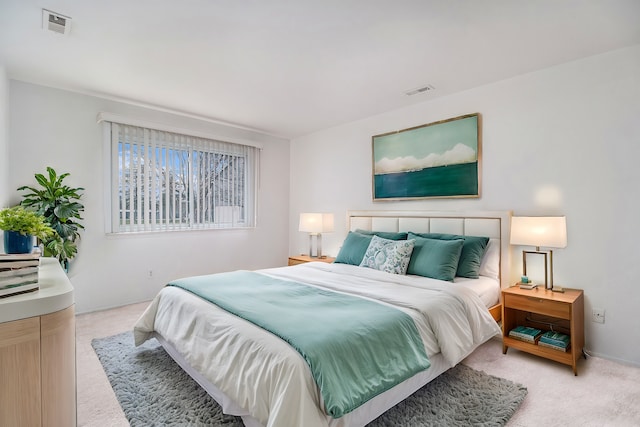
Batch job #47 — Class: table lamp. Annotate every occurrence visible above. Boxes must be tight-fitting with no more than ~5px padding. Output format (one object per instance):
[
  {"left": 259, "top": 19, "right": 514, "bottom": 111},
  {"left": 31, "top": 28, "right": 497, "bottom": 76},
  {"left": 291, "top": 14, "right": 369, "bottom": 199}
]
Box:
[
  {"left": 510, "top": 216, "right": 567, "bottom": 291},
  {"left": 299, "top": 213, "right": 334, "bottom": 258}
]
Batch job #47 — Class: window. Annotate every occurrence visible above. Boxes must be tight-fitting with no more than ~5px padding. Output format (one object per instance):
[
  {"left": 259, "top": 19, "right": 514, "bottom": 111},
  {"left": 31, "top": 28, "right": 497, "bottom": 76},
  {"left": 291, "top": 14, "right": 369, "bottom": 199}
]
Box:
[{"left": 103, "top": 119, "right": 259, "bottom": 233}]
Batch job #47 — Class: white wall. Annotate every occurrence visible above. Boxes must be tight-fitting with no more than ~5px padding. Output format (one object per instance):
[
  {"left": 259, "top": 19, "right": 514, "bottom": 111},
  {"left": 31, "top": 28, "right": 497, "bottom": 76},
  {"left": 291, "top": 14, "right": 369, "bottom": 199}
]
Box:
[
  {"left": 0, "top": 66, "right": 9, "bottom": 207},
  {"left": 290, "top": 45, "right": 640, "bottom": 366},
  {"left": 8, "top": 81, "right": 291, "bottom": 313}
]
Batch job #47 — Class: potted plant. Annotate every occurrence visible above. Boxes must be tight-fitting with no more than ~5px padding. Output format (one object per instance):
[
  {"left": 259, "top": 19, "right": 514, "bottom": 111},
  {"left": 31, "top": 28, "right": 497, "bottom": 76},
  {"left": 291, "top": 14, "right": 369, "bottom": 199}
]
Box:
[
  {"left": 0, "top": 206, "right": 54, "bottom": 254},
  {"left": 18, "top": 167, "right": 84, "bottom": 269}
]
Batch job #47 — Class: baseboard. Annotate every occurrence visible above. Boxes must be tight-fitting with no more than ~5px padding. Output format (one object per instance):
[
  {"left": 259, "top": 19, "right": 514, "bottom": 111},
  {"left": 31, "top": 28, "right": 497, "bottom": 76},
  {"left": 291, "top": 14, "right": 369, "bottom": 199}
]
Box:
[
  {"left": 583, "top": 348, "right": 640, "bottom": 368},
  {"left": 75, "top": 298, "right": 152, "bottom": 316}
]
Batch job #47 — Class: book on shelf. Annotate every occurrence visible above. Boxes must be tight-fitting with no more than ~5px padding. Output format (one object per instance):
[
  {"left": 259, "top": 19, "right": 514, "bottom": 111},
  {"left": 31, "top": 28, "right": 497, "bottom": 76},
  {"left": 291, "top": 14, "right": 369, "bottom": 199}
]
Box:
[
  {"left": 538, "top": 340, "right": 570, "bottom": 352},
  {"left": 508, "top": 325, "right": 543, "bottom": 343},
  {"left": 0, "top": 272, "right": 39, "bottom": 288},
  {"left": 0, "top": 253, "right": 40, "bottom": 261},
  {"left": 0, "top": 282, "right": 39, "bottom": 297},
  {"left": 0, "top": 254, "right": 40, "bottom": 297},
  {"left": 0, "top": 266, "right": 39, "bottom": 278},
  {"left": 0, "top": 253, "right": 40, "bottom": 270},
  {"left": 539, "top": 331, "right": 570, "bottom": 349},
  {"left": 0, "top": 260, "right": 40, "bottom": 269}
]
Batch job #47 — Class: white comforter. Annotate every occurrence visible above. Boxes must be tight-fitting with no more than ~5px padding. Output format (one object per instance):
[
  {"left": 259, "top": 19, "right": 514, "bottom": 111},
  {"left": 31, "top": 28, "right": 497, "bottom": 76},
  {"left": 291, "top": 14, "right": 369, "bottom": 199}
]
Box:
[{"left": 134, "top": 262, "right": 500, "bottom": 427}]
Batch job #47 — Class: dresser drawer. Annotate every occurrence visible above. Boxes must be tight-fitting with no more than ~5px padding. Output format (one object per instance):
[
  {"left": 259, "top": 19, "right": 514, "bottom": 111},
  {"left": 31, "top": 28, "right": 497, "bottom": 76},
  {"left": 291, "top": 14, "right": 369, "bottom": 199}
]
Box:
[{"left": 505, "top": 293, "right": 571, "bottom": 319}]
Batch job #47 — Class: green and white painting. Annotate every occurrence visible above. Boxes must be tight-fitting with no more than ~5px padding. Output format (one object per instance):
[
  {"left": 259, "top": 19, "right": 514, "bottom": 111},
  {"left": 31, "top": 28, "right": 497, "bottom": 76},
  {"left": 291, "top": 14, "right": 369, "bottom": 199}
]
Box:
[{"left": 372, "top": 113, "right": 481, "bottom": 200}]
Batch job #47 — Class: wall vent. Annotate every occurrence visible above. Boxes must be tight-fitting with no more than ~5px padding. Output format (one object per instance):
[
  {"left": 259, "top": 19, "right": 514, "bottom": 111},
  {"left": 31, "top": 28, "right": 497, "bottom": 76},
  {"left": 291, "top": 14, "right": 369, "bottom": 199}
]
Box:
[
  {"left": 405, "top": 84, "right": 435, "bottom": 96},
  {"left": 42, "top": 9, "right": 71, "bottom": 35}
]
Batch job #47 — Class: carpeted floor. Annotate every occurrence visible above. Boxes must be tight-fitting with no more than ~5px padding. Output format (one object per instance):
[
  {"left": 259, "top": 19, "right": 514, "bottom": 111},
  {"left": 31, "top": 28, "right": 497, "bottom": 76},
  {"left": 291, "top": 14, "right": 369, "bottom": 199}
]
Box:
[
  {"left": 92, "top": 331, "right": 527, "bottom": 427},
  {"left": 77, "top": 302, "right": 640, "bottom": 427}
]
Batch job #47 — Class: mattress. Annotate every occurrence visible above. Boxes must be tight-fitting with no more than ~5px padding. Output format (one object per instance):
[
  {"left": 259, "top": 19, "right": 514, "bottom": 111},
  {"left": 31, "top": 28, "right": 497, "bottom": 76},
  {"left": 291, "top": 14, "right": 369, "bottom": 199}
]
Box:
[
  {"left": 134, "top": 262, "right": 501, "bottom": 427},
  {"left": 453, "top": 275, "right": 501, "bottom": 308}
]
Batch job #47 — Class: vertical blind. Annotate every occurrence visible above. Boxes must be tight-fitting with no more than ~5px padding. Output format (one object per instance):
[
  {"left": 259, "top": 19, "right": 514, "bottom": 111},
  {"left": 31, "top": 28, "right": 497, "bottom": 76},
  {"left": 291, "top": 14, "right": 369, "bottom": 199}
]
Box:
[{"left": 108, "top": 122, "right": 258, "bottom": 233}]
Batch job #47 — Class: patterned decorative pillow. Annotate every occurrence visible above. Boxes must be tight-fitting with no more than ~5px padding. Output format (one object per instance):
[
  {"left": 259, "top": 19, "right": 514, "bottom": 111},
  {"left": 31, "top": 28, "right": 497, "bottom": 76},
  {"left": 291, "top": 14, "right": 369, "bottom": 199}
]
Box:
[{"left": 359, "top": 235, "right": 415, "bottom": 275}]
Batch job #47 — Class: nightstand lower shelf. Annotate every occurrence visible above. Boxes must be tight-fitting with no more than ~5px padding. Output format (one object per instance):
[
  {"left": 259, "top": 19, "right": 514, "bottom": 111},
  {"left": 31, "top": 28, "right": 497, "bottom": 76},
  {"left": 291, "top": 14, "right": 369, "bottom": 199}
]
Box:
[{"left": 502, "top": 336, "right": 575, "bottom": 366}]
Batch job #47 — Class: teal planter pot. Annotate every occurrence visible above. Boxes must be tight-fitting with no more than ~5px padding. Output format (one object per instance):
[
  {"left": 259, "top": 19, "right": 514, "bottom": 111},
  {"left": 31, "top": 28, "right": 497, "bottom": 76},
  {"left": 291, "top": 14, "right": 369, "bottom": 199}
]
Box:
[{"left": 3, "top": 231, "right": 34, "bottom": 254}]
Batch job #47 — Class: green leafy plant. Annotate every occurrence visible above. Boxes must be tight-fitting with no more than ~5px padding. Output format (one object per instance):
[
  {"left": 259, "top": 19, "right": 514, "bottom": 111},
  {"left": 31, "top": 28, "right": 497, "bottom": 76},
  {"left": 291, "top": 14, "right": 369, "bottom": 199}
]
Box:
[
  {"left": 0, "top": 206, "right": 55, "bottom": 239},
  {"left": 18, "top": 167, "right": 85, "bottom": 268},
  {"left": 45, "top": 235, "right": 78, "bottom": 263}
]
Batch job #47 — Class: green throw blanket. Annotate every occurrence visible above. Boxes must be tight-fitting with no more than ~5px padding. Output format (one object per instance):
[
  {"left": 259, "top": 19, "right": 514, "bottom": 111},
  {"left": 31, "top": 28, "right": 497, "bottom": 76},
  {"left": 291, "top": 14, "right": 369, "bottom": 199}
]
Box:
[{"left": 168, "top": 270, "right": 430, "bottom": 418}]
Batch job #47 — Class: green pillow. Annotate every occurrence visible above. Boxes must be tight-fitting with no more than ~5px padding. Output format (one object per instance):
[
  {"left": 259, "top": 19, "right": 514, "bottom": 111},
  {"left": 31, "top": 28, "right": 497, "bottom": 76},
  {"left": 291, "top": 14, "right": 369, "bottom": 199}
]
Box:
[
  {"left": 408, "top": 232, "right": 489, "bottom": 279},
  {"left": 406, "top": 236, "right": 464, "bottom": 281},
  {"left": 355, "top": 229, "right": 408, "bottom": 240},
  {"left": 334, "top": 231, "right": 373, "bottom": 265}
]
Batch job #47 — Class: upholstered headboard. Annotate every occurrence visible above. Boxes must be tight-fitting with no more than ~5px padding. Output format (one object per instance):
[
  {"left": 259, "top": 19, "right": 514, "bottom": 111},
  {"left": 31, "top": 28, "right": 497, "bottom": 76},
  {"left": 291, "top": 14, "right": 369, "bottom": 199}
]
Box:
[{"left": 347, "top": 210, "right": 512, "bottom": 289}]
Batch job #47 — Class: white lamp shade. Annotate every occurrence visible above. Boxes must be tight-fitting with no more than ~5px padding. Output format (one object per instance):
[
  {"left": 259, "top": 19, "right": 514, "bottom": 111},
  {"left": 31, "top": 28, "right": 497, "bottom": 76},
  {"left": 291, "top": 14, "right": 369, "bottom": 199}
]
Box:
[
  {"left": 510, "top": 216, "right": 567, "bottom": 248},
  {"left": 299, "top": 213, "right": 334, "bottom": 233}
]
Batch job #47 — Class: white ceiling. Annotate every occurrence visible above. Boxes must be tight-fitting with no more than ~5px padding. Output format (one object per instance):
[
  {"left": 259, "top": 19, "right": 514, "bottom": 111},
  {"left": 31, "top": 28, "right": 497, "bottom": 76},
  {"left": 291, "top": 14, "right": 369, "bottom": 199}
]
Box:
[{"left": 1, "top": 1, "right": 639, "bottom": 138}]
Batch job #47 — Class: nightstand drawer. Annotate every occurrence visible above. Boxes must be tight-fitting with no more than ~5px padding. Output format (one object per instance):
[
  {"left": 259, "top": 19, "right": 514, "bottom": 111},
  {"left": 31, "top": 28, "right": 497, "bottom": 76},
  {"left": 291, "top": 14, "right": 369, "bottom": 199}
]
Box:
[{"left": 505, "top": 293, "right": 571, "bottom": 319}]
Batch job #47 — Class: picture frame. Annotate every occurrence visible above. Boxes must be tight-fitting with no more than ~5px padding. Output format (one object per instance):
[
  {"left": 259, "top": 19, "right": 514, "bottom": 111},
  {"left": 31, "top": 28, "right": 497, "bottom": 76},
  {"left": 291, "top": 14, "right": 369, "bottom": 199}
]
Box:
[{"left": 372, "top": 113, "right": 481, "bottom": 200}]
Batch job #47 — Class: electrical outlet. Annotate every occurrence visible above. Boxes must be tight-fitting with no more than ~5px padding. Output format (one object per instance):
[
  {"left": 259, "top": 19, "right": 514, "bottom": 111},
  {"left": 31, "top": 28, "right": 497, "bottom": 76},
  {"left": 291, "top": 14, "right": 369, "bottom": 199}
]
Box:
[
  {"left": 592, "top": 308, "right": 605, "bottom": 324},
  {"left": 148, "top": 269, "right": 153, "bottom": 278}
]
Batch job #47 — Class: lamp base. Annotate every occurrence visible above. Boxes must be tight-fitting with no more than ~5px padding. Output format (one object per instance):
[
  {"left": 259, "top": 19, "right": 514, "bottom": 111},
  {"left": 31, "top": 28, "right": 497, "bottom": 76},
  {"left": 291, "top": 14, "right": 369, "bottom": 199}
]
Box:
[
  {"left": 307, "top": 233, "right": 324, "bottom": 258},
  {"left": 551, "top": 286, "right": 565, "bottom": 293}
]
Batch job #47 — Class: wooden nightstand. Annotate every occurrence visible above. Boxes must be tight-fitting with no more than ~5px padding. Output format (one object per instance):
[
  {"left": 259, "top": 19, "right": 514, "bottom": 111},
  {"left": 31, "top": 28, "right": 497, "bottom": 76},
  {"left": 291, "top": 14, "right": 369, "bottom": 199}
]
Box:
[
  {"left": 502, "top": 286, "right": 584, "bottom": 375},
  {"left": 288, "top": 255, "right": 336, "bottom": 266}
]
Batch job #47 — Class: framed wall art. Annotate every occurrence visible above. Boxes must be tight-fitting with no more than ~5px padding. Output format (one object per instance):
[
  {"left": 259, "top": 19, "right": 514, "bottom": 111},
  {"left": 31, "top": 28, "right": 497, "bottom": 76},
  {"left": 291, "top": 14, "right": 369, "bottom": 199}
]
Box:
[{"left": 372, "top": 113, "right": 481, "bottom": 201}]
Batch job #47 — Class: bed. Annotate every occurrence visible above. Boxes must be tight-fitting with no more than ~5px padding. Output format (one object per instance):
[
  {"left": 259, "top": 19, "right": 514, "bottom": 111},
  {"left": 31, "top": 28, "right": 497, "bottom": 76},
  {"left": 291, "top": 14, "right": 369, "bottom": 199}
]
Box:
[{"left": 134, "top": 210, "right": 511, "bottom": 427}]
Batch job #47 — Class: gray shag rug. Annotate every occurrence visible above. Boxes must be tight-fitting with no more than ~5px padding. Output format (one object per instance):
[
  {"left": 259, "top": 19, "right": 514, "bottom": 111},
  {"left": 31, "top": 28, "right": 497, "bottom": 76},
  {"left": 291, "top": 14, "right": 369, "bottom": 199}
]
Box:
[{"left": 92, "top": 331, "right": 527, "bottom": 426}]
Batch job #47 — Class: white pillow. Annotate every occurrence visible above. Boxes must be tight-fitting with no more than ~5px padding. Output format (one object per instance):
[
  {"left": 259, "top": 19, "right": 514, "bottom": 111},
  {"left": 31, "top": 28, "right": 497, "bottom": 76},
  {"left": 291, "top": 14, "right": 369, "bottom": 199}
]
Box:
[
  {"left": 478, "top": 238, "right": 500, "bottom": 279},
  {"left": 359, "top": 235, "right": 415, "bottom": 275}
]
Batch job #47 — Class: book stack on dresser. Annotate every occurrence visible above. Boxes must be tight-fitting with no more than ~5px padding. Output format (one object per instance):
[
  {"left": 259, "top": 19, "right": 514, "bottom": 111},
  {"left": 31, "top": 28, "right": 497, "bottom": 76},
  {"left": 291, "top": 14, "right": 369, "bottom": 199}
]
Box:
[{"left": 0, "top": 253, "right": 40, "bottom": 297}]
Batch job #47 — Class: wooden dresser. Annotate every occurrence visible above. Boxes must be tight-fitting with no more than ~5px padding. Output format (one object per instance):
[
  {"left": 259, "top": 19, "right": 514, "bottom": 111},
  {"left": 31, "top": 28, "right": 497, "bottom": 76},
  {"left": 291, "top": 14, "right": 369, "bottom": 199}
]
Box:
[{"left": 0, "top": 257, "right": 76, "bottom": 426}]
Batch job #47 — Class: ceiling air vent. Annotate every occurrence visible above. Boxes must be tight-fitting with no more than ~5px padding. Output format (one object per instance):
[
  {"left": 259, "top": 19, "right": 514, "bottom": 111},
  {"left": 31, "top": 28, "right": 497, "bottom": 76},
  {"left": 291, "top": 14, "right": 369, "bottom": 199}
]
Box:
[
  {"left": 42, "top": 9, "right": 71, "bottom": 35},
  {"left": 405, "top": 84, "right": 435, "bottom": 96}
]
